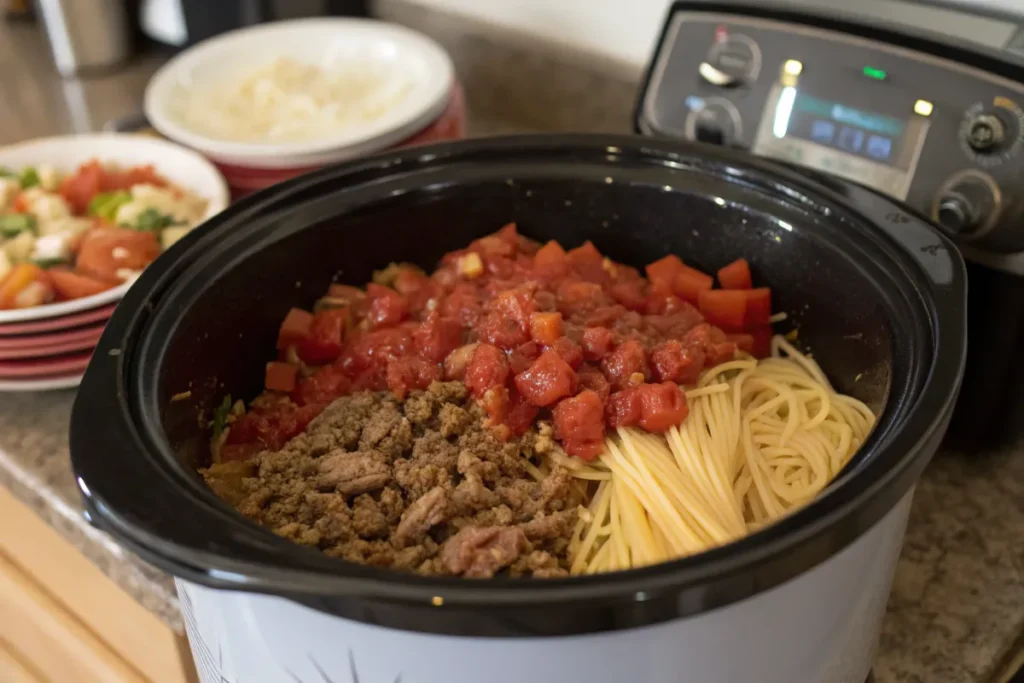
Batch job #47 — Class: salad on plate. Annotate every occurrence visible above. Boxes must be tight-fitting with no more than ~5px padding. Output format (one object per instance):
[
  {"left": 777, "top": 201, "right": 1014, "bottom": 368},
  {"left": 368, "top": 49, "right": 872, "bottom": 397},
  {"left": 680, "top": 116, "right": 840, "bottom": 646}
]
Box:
[{"left": 0, "top": 160, "right": 208, "bottom": 310}]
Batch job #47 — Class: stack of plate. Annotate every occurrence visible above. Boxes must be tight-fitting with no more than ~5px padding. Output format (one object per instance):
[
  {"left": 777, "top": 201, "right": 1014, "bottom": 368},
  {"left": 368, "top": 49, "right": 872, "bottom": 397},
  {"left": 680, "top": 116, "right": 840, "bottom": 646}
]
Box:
[
  {"left": 0, "top": 294, "right": 121, "bottom": 391},
  {"left": 0, "top": 132, "right": 230, "bottom": 393}
]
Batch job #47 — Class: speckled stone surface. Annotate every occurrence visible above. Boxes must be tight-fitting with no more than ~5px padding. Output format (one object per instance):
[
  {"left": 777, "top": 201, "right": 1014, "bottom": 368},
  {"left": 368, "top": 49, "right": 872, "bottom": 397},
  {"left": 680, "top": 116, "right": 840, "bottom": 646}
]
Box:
[{"left": 0, "top": 3, "right": 1022, "bottom": 682}]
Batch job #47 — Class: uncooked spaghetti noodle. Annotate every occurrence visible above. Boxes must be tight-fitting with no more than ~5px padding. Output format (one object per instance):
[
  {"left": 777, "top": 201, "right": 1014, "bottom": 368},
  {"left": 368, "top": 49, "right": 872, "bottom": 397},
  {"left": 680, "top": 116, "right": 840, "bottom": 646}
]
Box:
[{"left": 564, "top": 335, "right": 875, "bottom": 575}]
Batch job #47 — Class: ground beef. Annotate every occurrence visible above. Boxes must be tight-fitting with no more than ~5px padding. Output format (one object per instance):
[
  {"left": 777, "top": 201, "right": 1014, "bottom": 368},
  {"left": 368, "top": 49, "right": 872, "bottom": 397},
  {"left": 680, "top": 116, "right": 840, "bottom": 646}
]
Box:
[{"left": 202, "top": 381, "right": 583, "bottom": 578}]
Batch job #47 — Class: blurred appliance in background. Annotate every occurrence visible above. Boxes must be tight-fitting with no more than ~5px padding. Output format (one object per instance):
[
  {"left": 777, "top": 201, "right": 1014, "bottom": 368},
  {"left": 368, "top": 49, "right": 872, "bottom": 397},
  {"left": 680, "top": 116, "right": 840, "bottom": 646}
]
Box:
[
  {"left": 1, "top": 0, "right": 33, "bottom": 20},
  {"left": 140, "top": 0, "right": 369, "bottom": 47},
  {"left": 636, "top": 0, "right": 1024, "bottom": 448},
  {"left": 35, "top": 0, "right": 132, "bottom": 76}
]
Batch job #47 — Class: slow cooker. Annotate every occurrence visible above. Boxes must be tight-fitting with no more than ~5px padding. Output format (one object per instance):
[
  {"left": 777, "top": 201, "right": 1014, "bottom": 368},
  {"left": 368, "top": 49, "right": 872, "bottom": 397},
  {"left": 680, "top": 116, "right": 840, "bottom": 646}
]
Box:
[
  {"left": 70, "top": 135, "right": 966, "bottom": 683},
  {"left": 636, "top": 0, "right": 1024, "bottom": 447}
]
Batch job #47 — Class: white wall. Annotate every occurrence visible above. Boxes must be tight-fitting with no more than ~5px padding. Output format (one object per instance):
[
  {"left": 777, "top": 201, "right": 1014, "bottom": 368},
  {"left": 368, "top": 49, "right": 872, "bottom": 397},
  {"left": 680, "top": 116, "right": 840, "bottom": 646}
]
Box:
[
  {"left": 399, "top": 0, "right": 1020, "bottom": 68},
  {"left": 402, "top": 0, "right": 673, "bottom": 67}
]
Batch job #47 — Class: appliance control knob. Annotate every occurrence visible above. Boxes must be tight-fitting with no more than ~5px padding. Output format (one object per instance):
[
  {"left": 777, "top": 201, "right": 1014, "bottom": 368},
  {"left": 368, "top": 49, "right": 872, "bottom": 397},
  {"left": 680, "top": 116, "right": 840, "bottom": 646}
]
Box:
[
  {"left": 935, "top": 178, "right": 996, "bottom": 235},
  {"left": 685, "top": 99, "right": 742, "bottom": 146},
  {"left": 700, "top": 34, "right": 760, "bottom": 87},
  {"left": 965, "top": 113, "right": 1007, "bottom": 152}
]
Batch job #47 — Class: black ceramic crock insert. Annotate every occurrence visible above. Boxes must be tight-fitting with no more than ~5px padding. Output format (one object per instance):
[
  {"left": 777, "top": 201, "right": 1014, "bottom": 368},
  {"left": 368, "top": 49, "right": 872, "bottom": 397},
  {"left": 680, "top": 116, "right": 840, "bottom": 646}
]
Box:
[{"left": 70, "top": 135, "right": 966, "bottom": 637}]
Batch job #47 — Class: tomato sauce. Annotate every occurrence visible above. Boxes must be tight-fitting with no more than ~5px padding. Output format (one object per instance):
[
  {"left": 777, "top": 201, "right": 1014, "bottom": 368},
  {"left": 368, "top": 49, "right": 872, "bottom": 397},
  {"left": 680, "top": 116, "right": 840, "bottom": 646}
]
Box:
[{"left": 226, "top": 224, "right": 773, "bottom": 461}]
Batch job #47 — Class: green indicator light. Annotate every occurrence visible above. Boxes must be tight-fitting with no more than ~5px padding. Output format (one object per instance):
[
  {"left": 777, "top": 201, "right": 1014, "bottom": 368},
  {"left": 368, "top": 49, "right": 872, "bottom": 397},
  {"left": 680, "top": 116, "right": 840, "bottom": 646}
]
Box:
[{"left": 863, "top": 66, "right": 887, "bottom": 80}]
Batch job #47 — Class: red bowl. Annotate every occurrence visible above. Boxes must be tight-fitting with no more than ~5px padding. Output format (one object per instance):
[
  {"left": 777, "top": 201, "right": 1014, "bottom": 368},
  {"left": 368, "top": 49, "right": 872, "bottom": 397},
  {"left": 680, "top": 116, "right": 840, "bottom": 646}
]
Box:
[{"left": 214, "top": 84, "right": 468, "bottom": 198}]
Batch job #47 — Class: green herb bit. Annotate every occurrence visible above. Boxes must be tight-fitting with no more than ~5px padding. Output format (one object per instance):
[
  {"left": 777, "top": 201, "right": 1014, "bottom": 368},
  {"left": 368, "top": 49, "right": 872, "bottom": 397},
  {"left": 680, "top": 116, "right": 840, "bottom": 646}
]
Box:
[
  {"left": 32, "top": 257, "right": 68, "bottom": 269},
  {"left": 130, "top": 208, "right": 182, "bottom": 232},
  {"left": 88, "top": 190, "right": 132, "bottom": 221},
  {"left": 211, "top": 394, "right": 233, "bottom": 438},
  {"left": 0, "top": 213, "right": 38, "bottom": 238},
  {"left": 19, "top": 167, "right": 40, "bottom": 189}
]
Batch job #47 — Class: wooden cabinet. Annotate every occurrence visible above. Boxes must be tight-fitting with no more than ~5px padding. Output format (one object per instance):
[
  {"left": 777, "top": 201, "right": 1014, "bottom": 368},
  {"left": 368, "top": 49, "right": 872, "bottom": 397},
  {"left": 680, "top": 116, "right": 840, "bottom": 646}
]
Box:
[{"left": 0, "top": 489, "right": 197, "bottom": 683}]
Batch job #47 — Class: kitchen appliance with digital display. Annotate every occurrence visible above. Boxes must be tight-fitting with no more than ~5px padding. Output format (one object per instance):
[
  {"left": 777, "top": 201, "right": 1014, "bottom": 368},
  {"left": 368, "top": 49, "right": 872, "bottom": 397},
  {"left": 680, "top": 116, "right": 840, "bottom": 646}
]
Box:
[{"left": 636, "top": 0, "right": 1024, "bottom": 447}]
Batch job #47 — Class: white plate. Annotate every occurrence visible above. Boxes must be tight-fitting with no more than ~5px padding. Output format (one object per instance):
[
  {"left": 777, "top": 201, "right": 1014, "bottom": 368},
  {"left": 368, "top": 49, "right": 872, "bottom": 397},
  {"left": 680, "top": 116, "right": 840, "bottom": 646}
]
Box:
[
  {"left": 0, "top": 133, "right": 230, "bottom": 325},
  {"left": 0, "top": 373, "right": 82, "bottom": 392},
  {"left": 144, "top": 18, "right": 454, "bottom": 169}
]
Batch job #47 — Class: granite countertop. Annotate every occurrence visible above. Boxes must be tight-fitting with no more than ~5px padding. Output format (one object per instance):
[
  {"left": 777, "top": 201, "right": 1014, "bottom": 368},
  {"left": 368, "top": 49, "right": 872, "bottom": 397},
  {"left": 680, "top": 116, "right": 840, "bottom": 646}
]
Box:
[{"left": 2, "top": 5, "right": 1023, "bottom": 682}]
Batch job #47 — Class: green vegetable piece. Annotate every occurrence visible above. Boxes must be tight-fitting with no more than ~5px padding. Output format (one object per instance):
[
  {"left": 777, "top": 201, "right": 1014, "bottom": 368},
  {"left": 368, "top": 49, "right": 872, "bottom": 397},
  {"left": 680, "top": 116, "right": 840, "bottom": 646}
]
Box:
[
  {"left": 32, "top": 257, "right": 68, "bottom": 269},
  {"left": 88, "top": 190, "right": 132, "bottom": 221},
  {"left": 131, "top": 208, "right": 181, "bottom": 232},
  {"left": 19, "top": 167, "right": 40, "bottom": 188},
  {"left": 211, "top": 394, "right": 233, "bottom": 438},
  {"left": 0, "top": 213, "right": 38, "bottom": 238}
]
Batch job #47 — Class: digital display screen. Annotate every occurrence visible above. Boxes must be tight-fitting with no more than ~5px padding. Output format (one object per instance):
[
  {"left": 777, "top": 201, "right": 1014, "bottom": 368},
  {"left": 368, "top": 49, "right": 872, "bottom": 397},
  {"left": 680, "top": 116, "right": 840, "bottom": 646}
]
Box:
[{"left": 784, "top": 93, "right": 907, "bottom": 165}]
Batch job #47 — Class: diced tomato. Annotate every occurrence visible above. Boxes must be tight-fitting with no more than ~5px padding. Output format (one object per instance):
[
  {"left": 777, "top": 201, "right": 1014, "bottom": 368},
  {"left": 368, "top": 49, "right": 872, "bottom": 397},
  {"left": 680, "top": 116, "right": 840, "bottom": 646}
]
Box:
[
  {"left": 544, "top": 337, "right": 584, "bottom": 369},
  {"left": 584, "top": 305, "right": 627, "bottom": 328},
  {"left": 529, "top": 311, "right": 563, "bottom": 344},
  {"left": 724, "top": 333, "right": 755, "bottom": 355},
  {"left": 495, "top": 223, "right": 520, "bottom": 247},
  {"left": 567, "top": 241, "right": 607, "bottom": 283},
  {"left": 743, "top": 288, "right": 773, "bottom": 326},
  {"left": 600, "top": 339, "right": 649, "bottom": 390},
  {"left": 441, "top": 283, "right": 483, "bottom": 326},
  {"left": 414, "top": 312, "right": 464, "bottom": 363},
  {"left": 698, "top": 289, "right": 747, "bottom": 329},
  {"left": 46, "top": 269, "right": 115, "bottom": 301},
  {"left": 514, "top": 349, "right": 577, "bottom": 407},
  {"left": 394, "top": 268, "right": 441, "bottom": 314},
  {"left": 265, "top": 362, "right": 298, "bottom": 393},
  {"left": 386, "top": 356, "right": 441, "bottom": 399},
  {"left": 465, "top": 343, "right": 510, "bottom": 398},
  {"left": 471, "top": 233, "right": 516, "bottom": 258},
  {"left": 509, "top": 341, "right": 541, "bottom": 375},
  {"left": 476, "top": 311, "right": 530, "bottom": 350},
  {"left": 505, "top": 388, "right": 540, "bottom": 436},
  {"left": 552, "top": 390, "right": 606, "bottom": 460},
  {"left": 296, "top": 308, "right": 348, "bottom": 364},
  {"left": 581, "top": 326, "right": 615, "bottom": 361},
  {"left": 76, "top": 227, "right": 161, "bottom": 281},
  {"left": 684, "top": 323, "right": 737, "bottom": 367},
  {"left": 576, "top": 364, "right": 611, "bottom": 404},
  {"left": 292, "top": 366, "right": 350, "bottom": 405},
  {"left": 749, "top": 325, "right": 773, "bottom": 359},
  {"left": 366, "top": 282, "right": 408, "bottom": 328},
  {"left": 225, "top": 401, "right": 321, "bottom": 451},
  {"left": 606, "top": 387, "right": 643, "bottom": 429},
  {"left": 489, "top": 286, "right": 535, "bottom": 327},
  {"left": 650, "top": 339, "right": 705, "bottom": 385},
  {"left": 567, "top": 241, "right": 603, "bottom": 266},
  {"left": 59, "top": 160, "right": 104, "bottom": 214},
  {"left": 718, "top": 258, "right": 752, "bottom": 289},
  {"left": 645, "top": 255, "right": 685, "bottom": 291},
  {"left": 609, "top": 281, "right": 647, "bottom": 311},
  {"left": 644, "top": 290, "right": 686, "bottom": 316},
  {"left": 556, "top": 280, "right": 608, "bottom": 314},
  {"left": 534, "top": 240, "right": 569, "bottom": 277},
  {"left": 673, "top": 264, "right": 715, "bottom": 304},
  {"left": 637, "top": 382, "right": 689, "bottom": 431},
  {"left": 607, "top": 382, "right": 688, "bottom": 431},
  {"left": 340, "top": 327, "right": 413, "bottom": 373},
  {"left": 276, "top": 308, "right": 314, "bottom": 350},
  {"left": 101, "top": 164, "right": 168, "bottom": 193}
]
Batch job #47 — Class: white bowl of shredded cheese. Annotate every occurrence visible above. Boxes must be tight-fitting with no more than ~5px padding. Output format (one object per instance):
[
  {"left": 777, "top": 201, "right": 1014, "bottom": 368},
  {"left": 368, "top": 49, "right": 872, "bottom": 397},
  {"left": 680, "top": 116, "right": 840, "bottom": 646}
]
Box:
[{"left": 145, "top": 18, "right": 455, "bottom": 169}]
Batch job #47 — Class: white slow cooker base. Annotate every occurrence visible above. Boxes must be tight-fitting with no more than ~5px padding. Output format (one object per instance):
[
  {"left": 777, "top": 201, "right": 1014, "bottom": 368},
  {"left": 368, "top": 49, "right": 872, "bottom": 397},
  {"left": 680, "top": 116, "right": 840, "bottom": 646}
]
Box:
[{"left": 178, "top": 490, "right": 913, "bottom": 683}]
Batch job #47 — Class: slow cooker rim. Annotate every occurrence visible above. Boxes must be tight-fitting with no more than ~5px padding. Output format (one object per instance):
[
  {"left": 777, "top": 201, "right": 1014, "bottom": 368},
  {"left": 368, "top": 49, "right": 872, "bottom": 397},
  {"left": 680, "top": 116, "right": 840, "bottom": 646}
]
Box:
[{"left": 70, "top": 134, "right": 966, "bottom": 632}]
